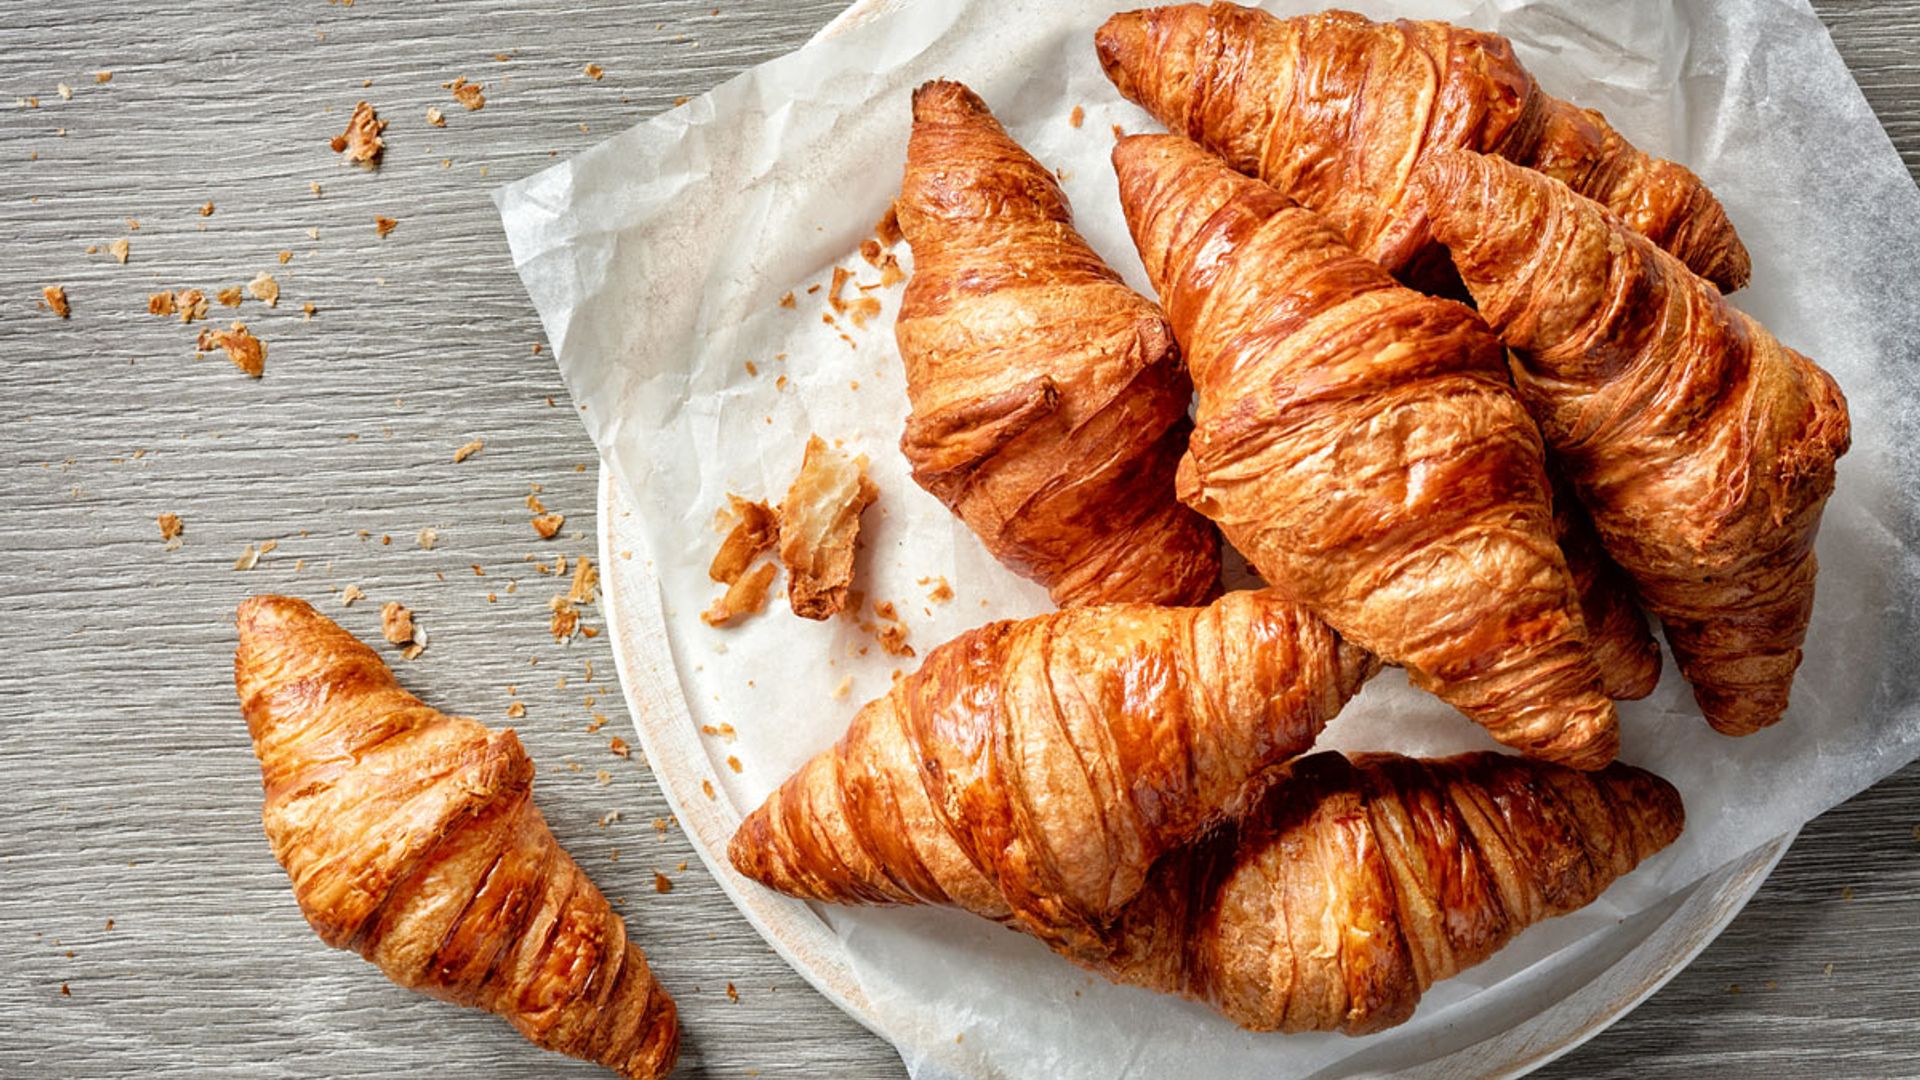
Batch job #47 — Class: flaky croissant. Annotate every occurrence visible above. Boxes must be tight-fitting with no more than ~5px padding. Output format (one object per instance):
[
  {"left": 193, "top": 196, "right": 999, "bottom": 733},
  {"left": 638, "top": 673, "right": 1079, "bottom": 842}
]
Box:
[
  {"left": 1114, "top": 133, "right": 1617, "bottom": 769},
  {"left": 895, "top": 80, "right": 1222, "bottom": 607},
  {"left": 1553, "top": 470, "right": 1662, "bottom": 701},
  {"left": 1416, "top": 150, "right": 1850, "bottom": 735},
  {"left": 234, "top": 596, "right": 678, "bottom": 1080},
  {"left": 1096, "top": 4, "right": 1750, "bottom": 293},
  {"left": 1092, "top": 750, "right": 1684, "bottom": 1033},
  {"left": 729, "top": 589, "right": 1374, "bottom": 957}
]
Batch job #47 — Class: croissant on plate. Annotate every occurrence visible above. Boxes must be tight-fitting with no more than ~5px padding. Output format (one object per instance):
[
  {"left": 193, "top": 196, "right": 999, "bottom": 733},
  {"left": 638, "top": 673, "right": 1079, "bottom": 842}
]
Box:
[
  {"left": 1091, "top": 750, "right": 1684, "bottom": 1033},
  {"left": 1113, "top": 132, "right": 1617, "bottom": 769},
  {"left": 729, "top": 589, "right": 1375, "bottom": 957},
  {"left": 1416, "top": 150, "right": 1850, "bottom": 735},
  {"left": 1095, "top": 4, "right": 1750, "bottom": 293},
  {"left": 234, "top": 596, "right": 679, "bottom": 1080},
  {"left": 895, "top": 79, "right": 1222, "bottom": 607}
]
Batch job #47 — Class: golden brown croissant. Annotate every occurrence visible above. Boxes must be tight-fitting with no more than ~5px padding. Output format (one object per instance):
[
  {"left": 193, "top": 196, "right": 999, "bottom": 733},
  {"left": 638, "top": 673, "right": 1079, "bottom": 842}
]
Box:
[
  {"left": 895, "top": 80, "right": 1222, "bottom": 607},
  {"left": 1113, "top": 132, "right": 1617, "bottom": 768},
  {"left": 234, "top": 596, "right": 678, "bottom": 1080},
  {"left": 729, "top": 589, "right": 1374, "bottom": 956},
  {"left": 1091, "top": 750, "right": 1684, "bottom": 1033},
  {"left": 1416, "top": 150, "right": 1850, "bottom": 735},
  {"left": 1552, "top": 470, "right": 1662, "bottom": 700},
  {"left": 1095, "top": 4, "right": 1751, "bottom": 293}
]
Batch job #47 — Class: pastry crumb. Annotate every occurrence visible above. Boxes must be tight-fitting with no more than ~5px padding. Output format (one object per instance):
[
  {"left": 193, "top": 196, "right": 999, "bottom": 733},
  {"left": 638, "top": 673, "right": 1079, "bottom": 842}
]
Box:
[
  {"left": 329, "top": 101, "right": 387, "bottom": 166},
  {"left": 374, "top": 216, "right": 398, "bottom": 238},
  {"left": 109, "top": 238, "right": 129, "bottom": 264},
  {"left": 549, "top": 595, "right": 580, "bottom": 640},
  {"left": 452, "top": 438, "right": 484, "bottom": 463},
  {"left": 156, "top": 512, "right": 183, "bottom": 542},
  {"left": 417, "top": 527, "right": 438, "bottom": 550},
  {"left": 146, "top": 291, "right": 176, "bottom": 317},
  {"left": 340, "top": 584, "right": 366, "bottom": 607},
  {"left": 726, "top": 755, "right": 742, "bottom": 773},
  {"left": 532, "top": 512, "right": 565, "bottom": 539},
  {"left": 726, "top": 982, "right": 739, "bottom": 1003},
  {"left": 175, "top": 289, "right": 208, "bottom": 323},
  {"left": 653, "top": 872, "right": 673, "bottom": 893},
  {"left": 777, "top": 435, "right": 877, "bottom": 620},
  {"left": 584, "top": 63, "right": 605, "bottom": 80},
  {"left": 701, "top": 779, "right": 716, "bottom": 799},
  {"left": 609, "top": 736, "right": 631, "bottom": 758},
  {"left": 42, "top": 285, "right": 69, "bottom": 318},
  {"left": 778, "top": 291, "right": 795, "bottom": 309},
  {"left": 567, "top": 555, "right": 599, "bottom": 605},
  {"left": 830, "top": 674, "right": 853, "bottom": 700},
  {"left": 444, "top": 76, "right": 485, "bottom": 111},
  {"left": 380, "top": 601, "right": 415, "bottom": 645},
  {"left": 197, "top": 322, "right": 265, "bottom": 378},
  {"left": 709, "top": 495, "right": 778, "bottom": 584},
  {"left": 1069, "top": 104, "right": 1085, "bottom": 128},
  {"left": 701, "top": 561, "right": 776, "bottom": 627},
  {"left": 425, "top": 105, "right": 446, "bottom": 128},
  {"left": 198, "top": 200, "right": 214, "bottom": 216},
  {"left": 919, "top": 575, "right": 953, "bottom": 603},
  {"left": 505, "top": 701, "right": 526, "bottom": 719},
  {"left": 246, "top": 271, "right": 279, "bottom": 307},
  {"left": 216, "top": 286, "right": 244, "bottom": 308}
]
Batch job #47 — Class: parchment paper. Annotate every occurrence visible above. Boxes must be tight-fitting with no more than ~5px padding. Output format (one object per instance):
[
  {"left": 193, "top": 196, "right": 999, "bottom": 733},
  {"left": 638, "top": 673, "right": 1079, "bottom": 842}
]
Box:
[{"left": 497, "top": 1, "right": 1920, "bottom": 1076}]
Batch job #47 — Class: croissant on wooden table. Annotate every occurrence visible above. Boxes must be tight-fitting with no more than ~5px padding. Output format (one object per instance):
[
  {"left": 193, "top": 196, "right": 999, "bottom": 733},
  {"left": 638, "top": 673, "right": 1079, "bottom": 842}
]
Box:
[
  {"left": 234, "top": 595, "right": 679, "bottom": 1080},
  {"left": 1095, "top": 3, "right": 1751, "bottom": 293},
  {"left": 894, "top": 79, "right": 1222, "bottom": 607},
  {"left": 729, "top": 588, "right": 1375, "bottom": 957},
  {"left": 1113, "top": 132, "right": 1618, "bottom": 769},
  {"left": 1091, "top": 750, "right": 1684, "bottom": 1033},
  {"left": 1415, "top": 150, "right": 1851, "bottom": 735}
]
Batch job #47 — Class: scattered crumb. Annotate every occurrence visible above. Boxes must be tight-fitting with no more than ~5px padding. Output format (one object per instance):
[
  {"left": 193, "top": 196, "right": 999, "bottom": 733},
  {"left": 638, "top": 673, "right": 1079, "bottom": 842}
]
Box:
[
  {"left": 596, "top": 769, "right": 613, "bottom": 786},
  {"left": 380, "top": 601, "right": 416, "bottom": 646},
  {"left": 147, "top": 291, "right": 177, "bottom": 317},
  {"left": 310, "top": 181, "right": 323, "bottom": 198},
  {"left": 532, "top": 512, "right": 565, "bottom": 539},
  {"left": 42, "top": 285, "right": 69, "bottom": 319},
  {"left": 233, "top": 543, "right": 263, "bottom": 571},
  {"left": 1112, "top": 123, "right": 1126, "bottom": 141},
  {"left": 859, "top": 239, "right": 882, "bottom": 267},
  {"left": 452, "top": 438, "right": 484, "bottom": 463},
  {"left": 567, "top": 555, "right": 599, "bottom": 605},
  {"left": 340, "top": 584, "right": 366, "bottom": 607},
  {"left": 175, "top": 289, "right": 208, "bottom": 323},
  {"left": 778, "top": 435, "right": 878, "bottom": 619},
  {"left": 652, "top": 818, "right": 670, "bottom": 833},
  {"left": 60, "top": 984, "right": 70, "bottom": 997},
  {"left": 302, "top": 302, "right": 317, "bottom": 320},
  {"left": 653, "top": 872, "right": 673, "bottom": 893},
  {"left": 778, "top": 291, "right": 795, "bottom": 309},
  {"left": 216, "top": 286, "right": 244, "bottom": 308},
  {"left": 869, "top": 600, "right": 914, "bottom": 658},
  {"left": 1069, "top": 104, "right": 1085, "bottom": 128},
  {"left": 278, "top": 250, "right": 293, "bottom": 265},
  {"left": 197, "top": 322, "right": 266, "bottom": 378},
  {"left": 57, "top": 83, "right": 72, "bottom": 100},
  {"left": 587, "top": 714, "right": 609, "bottom": 733},
  {"left": 505, "top": 701, "right": 526, "bottom": 719},
  {"left": 830, "top": 674, "right": 853, "bottom": 700},
  {"left": 156, "top": 512, "right": 183, "bottom": 542},
  {"left": 97, "top": 72, "right": 112, "bottom": 84},
  {"left": 444, "top": 76, "right": 485, "bottom": 111},
  {"left": 700, "top": 723, "right": 738, "bottom": 742},
  {"left": 726, "top": 983, "right": 739, "bottom": 1003},
  {"left": 726, "top": 755, "right": 742, "bottom": 774},
  {"left": 609, "top": 736, "right": 631, "bottom": 758},
  {"left": 550, "top": 596, "right": 580, "bottom": 639},
  {"left": 198, "top": 200, "right": 214, "bottom": 217},
  {"left": 701, "top": 561, "right": 776, "bottom": 627},
  {"left": 374, "top": 216, "right": 398, "bottom": 238},
  {"left": 109, "top": 238, "right": 129, "bottom": 264},
  {"left": 425, "top": 105, "right": 446, "bottom": 128},
  {"left": 329, "top": 101, "right": 387, "bottom": 166},
  {"left": 246, "top": 271, "right": 279, "bottom": 307},
  {"left": 701, "top": 779, "right": 715, "bottom": 799},
  {"left": 919, "top": 576, "right": 953, "bottom": 604},
  {"left": 417, "top": 527, "right": 438, "bottom": 550},
  {"left": 584, "top": 63, "right": 605, "bottom": 80}
]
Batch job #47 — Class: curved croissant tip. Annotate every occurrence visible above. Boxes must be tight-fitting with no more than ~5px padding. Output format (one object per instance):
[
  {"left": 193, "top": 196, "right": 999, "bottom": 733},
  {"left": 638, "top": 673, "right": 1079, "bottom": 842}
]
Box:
[
  {"left": 1093, "top": 11, "right": 1147, "bottom": 91},
  {"left": 1599, "top": 759, "right": 1687, "bottom": 849},
  {"left": 911, "top": 79, "right": 988, "bottom": 124},
  {"left": 235, "top": 593, "right": 319, "bottom": 637},
  {"left": 726, "top": 809, "right": 780, "bottom": 889}
]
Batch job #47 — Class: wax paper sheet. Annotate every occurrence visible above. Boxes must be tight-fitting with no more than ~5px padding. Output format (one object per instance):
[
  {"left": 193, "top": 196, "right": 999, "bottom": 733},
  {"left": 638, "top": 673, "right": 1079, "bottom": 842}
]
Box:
[{"left": 497, "top": 1, "right": 1920, "bottom": 1075}]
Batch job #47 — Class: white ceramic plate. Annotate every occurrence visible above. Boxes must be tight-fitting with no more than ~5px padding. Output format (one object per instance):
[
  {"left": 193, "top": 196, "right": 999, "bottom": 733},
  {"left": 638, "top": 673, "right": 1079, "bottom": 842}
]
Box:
[{"left": 598, "top": 464, "right": 1795, "bottom": 1079}]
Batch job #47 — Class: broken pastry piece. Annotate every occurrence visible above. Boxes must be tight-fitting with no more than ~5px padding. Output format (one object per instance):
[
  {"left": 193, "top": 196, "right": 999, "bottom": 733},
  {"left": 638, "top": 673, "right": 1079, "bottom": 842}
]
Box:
[
  {"left": 709, "top": 495, "right": 778, "bottom": 584},
  {"left": 777, "top": 435, "right": 877, "bottom": 620},
  {"left": 702, "top": 562, "right": 777, "bottom": 627},
  {"left": 233, "top": 596, "right": 678, "bottom": 1079}
]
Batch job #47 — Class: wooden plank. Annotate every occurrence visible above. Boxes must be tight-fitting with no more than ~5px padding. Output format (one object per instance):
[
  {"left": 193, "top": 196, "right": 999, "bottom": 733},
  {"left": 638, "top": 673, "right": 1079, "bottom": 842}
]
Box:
[{"left": 0, "top": 2, "right": 1912, "bottom": 1078}]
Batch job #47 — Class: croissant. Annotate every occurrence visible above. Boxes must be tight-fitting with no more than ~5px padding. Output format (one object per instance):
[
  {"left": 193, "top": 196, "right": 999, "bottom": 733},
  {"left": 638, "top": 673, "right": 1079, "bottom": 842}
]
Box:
[
  {"left": 1553, "top": 470, "right": 1662, "bottom": 700},
  {"left": 1113, "top": 133, "right": 1616, "bottom": 768},
  {"left": 729, "top": 588, "right": 1375, "bottom": 957},
  {"left": 895, "top": 80, "right": 1222, "bottom": 607},
  {"left": 234, "top": 596, "right": 679, "bottom": 1080},
  {"left": 1091, "top": 750, "right": 1684, "bottom": 1033},
  {"left": 1416, "top": 150, "right": 1850, "bottom": 734},
  {"left": 1095, "top": 4, "right": 1751, "bottom": 293}
]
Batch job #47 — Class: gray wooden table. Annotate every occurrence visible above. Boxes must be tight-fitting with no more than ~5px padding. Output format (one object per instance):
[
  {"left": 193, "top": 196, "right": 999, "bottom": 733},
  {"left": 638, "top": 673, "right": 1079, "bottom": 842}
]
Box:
[{"left": 1, "top": 2, "right": 1914, "bottom": 1077}]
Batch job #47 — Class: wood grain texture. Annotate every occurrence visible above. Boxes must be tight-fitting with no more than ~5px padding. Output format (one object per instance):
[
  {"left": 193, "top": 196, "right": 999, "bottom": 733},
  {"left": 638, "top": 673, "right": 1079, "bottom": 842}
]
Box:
[{"left": 0, "top": 2, "right": 1911, "bottom": 1078}]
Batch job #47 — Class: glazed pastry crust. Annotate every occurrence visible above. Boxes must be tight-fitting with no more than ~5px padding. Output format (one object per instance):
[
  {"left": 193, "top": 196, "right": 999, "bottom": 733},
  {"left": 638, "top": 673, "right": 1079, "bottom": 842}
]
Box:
[
  {"left": 234, "top": 596, "right": 678, "bottom": 1080},
  {"left": 1094, "top": 750, "right": 1684, "bottom": 1033},
  {"left": 895, "top": 80, "right": 1222, "bottom": 607},
  {"left": 1095, "top": 3, "right": 1750, "bottom": 292},
  {"left": 1114, "top": 133, "right": 1617, "bottom": 768},
  {"left": 1416, "top": 150, "right": 1849, "bottom": 734},
  {"left": 729, "top": 589, "right": 1374, "bottom": 957}
]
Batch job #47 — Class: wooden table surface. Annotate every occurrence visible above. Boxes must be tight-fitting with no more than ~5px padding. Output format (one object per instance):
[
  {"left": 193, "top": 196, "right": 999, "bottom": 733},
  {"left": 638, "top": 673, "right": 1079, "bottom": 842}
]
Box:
[{"left": 2, "top": 2, "right": 1914, "bottom": 1077}]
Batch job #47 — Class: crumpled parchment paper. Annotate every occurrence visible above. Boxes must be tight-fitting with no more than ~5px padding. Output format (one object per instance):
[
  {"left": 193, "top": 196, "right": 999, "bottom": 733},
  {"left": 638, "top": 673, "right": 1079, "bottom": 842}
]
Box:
[{"left": 497, "top": 1, "right": 1920, "bottom": 1076}]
